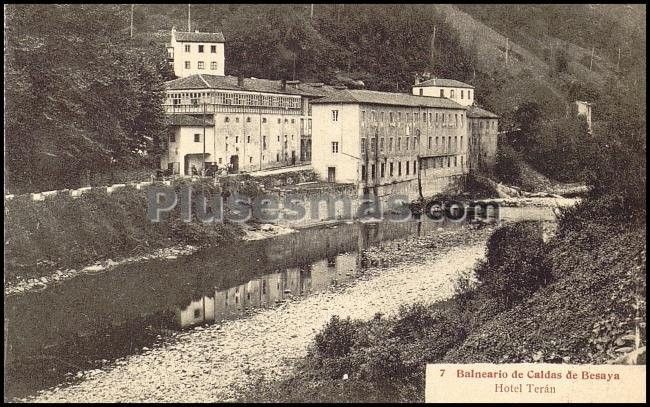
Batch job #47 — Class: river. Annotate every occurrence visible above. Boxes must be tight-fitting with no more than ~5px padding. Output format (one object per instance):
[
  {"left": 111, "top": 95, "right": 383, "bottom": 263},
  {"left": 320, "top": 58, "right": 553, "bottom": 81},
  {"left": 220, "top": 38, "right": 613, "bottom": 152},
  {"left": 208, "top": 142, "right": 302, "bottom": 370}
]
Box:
[{"left": 4, "top": 205, "right": 558, "bottom": 401}]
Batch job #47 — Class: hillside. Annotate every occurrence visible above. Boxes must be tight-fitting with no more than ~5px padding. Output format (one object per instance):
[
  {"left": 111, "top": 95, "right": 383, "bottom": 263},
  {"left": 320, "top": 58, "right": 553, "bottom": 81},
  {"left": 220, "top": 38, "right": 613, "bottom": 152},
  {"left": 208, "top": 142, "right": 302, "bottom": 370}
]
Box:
[{"left": 5, "top": 4, "right": 645, "bottom": 193}]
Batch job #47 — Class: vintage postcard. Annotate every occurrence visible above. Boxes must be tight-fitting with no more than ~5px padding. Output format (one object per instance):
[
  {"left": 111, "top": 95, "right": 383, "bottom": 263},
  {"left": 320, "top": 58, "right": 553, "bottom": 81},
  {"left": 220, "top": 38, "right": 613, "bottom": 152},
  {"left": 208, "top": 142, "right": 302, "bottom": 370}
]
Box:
[{"left": 4, "top": 3, "right": 646, "bottom": 403}]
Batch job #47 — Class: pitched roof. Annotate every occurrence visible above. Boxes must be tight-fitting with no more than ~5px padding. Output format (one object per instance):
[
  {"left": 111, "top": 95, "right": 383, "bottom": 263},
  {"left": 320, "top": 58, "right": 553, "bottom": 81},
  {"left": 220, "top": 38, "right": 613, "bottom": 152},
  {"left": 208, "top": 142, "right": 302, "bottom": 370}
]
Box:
[
  {"left": 165, "top": 74, "right": 346, "bottom": 97},
  {"left": 166, "top": 114, "right": 214, "bottom": 127},
  {"left": 416, "top": 78, "right": 474, "bottom": 89},
  {"left": 310, "top": 89, "right": 466, "bottom": 109},
  {"left": 174, "top": 31, "right": 225, "bottom": 43},
  {"left": 466, "top": 105, "right": 499, "bottom": 119}
]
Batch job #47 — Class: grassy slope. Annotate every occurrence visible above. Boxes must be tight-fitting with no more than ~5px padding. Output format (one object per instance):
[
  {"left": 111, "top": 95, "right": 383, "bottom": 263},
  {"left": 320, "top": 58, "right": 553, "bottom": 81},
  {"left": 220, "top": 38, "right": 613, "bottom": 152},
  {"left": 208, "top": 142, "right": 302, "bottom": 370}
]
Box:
[{"left": 445, "top": 223, "right": 646, "bottom": 364}]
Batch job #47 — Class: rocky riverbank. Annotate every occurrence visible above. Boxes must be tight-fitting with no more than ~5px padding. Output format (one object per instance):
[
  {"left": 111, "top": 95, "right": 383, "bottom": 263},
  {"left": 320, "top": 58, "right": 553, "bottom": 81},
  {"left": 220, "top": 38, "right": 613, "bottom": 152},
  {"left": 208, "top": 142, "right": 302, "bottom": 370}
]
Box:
[{"left": 24, "top": 225, "right": 494, "bottom": 402}]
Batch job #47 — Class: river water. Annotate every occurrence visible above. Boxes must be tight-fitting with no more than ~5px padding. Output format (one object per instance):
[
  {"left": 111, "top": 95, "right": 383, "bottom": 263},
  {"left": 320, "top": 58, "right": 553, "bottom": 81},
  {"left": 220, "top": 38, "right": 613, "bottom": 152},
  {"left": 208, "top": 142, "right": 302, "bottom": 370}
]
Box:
[{"left": 4, "top": 206, "right": 557, "bottom": 400}]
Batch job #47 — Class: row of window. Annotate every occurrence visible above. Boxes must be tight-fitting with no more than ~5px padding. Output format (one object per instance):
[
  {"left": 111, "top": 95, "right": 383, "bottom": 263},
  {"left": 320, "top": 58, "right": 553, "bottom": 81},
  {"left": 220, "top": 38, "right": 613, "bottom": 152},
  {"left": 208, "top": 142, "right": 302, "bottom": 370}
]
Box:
[
  {"left": 469, "top": 120, "right": 497, "bottom": 130},
  {"left": 184, "top": 61, "right": 219, "bottom": 70},
  {"left": 361, "top": 160, "right": 419, "bottom": 180},
  {"left": 416, "top": 88, "right": 472, "bottom": 99},
  {"left": 355, "top": 135, "right": 464, "bottom": 153},
  {"left": 183, "top": 44, "right": 218, "bottom": 53},
  {"left": 420, "top": 155, "right": 465, "bottom": 170},
  {"left": 169, "top": 91, "right": 301, "bottom": 109},
  {"left": 358, "top": 110, "right": 465, "bottom": 128}
]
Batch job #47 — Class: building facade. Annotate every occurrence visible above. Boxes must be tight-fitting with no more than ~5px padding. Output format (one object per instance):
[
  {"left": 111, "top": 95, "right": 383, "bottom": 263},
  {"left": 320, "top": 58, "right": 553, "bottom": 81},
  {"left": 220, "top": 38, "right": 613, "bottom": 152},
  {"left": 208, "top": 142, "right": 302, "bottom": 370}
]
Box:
[
  {"left": 167, "top": 27, "right": 225, "bottom": 78},
  {"left": 411, "top": 78, "right": 475, "bottom": 107},
  {"left": 311, "top": 90, "right": 470, "bottom": 201},
  {"left": 161, "top": 74, "right": 343, "bottom": 174},
  {"left": 467, "top": 106, "right": 499, "bottom": 172}
]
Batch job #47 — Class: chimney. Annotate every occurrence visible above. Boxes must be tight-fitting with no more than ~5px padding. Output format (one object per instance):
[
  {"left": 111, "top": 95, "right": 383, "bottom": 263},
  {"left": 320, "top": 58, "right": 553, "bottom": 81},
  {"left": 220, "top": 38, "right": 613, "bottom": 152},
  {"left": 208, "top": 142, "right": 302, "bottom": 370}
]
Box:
[
  {"left": 238, "top": 75, "right": 244, "bottom": 87},
  {"left": 281, "top": 79, "right": 287, "bottom": 91},
  {"left": 415, "top": 76, "right": 421, "bottom": 85}
]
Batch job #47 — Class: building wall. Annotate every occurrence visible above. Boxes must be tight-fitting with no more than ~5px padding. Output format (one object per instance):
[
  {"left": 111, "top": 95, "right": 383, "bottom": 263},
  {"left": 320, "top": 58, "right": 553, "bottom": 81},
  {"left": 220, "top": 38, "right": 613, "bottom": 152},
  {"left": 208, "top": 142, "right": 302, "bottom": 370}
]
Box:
[
  {"left": 312, "top": 102, "right": 470, "bottom": 200},
  {"left": 170, "top": 32, "right": 225, "bottom": 78},
  {"left": 468, "top": 118, "right": 498, "bottom": 172},
  {"left": 311, "top": 103, "right": 361, "bottom": 184},
  {"left": 412, "top": 85, "right": 474, "bottom": 106},
  {"left": 161, "top": 125, "right": 215, "bottom": 175}
]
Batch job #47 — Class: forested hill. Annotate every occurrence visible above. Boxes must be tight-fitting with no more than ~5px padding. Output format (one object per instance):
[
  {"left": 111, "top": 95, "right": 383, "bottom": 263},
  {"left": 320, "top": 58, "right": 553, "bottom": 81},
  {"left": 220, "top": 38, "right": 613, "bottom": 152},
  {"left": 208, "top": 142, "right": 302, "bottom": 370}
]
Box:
[{"left": 5, "top": 4, "right": 646, "bottom": 193}]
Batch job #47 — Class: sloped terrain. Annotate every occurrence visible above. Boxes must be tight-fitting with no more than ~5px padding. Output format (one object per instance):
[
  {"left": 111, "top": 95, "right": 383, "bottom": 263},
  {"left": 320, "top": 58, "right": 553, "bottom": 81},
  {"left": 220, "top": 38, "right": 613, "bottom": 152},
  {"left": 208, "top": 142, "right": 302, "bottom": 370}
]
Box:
[{"left": 445, "top": 224, "right": 646, "bottom": 364}]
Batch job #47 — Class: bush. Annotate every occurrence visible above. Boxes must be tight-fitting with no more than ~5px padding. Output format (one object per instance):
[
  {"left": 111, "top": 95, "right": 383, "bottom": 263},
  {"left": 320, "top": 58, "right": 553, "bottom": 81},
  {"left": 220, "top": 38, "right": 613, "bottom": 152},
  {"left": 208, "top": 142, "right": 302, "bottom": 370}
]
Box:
[{"left": 475, "top": 222, "right": 552, "bottom": 308}]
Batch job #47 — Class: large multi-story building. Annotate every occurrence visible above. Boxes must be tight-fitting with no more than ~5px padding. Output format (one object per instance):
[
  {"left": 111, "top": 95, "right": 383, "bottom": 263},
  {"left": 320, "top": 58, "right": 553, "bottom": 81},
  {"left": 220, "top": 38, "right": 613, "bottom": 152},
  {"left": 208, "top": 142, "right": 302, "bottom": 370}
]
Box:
[
  {"left": 166, "top": 27, "right": 225, "bottom": 78},
  {"left": 310, "top": 90, "right": 470, "bottom": 200},
  {"left": 161, "top": 74, "right": 343, "bottom": 175}
]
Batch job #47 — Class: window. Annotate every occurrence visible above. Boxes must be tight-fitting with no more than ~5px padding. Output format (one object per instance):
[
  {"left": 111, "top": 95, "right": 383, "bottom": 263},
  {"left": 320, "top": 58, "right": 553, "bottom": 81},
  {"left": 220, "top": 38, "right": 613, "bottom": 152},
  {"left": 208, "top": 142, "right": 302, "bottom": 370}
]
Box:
[
  {"left": 361, "top": 110, "right": 366, "bottom": 122},
  {"left": 455, "top": 114, "right": 458, "bottom": 126},
  {"left": 454, "top": 156, "right": 458, "bottom": 166},
  {"left": 211, "top": 45, "right": 216, "bottom": 53},
  {"left": 389, "top": 112, "right": 394, "bottom": 122},
  {"left": 406, "top": 160, "right": 410, "bottom": 175},
  {"left": 276, "top": 153, "right": 280, "bottom": 161},
  {"left": 440, "top": 89, "right": 444, "bottom": 97},
  {"left": 277, "top": 135, "right": 280, "bottom": 142},
  {"left": 361, "top": 165, "right": 367, "bottom": 181},
  {"left": 198, "top": 61, "right": 204, "bottom": 69},
  {"left": 194, "top": 134, "right": 200, "bottom": 142},
  {"left": 247, "top": 135, "right": 251, "bottom": 143},
  {"left": 461, "top": 156, "right": 464, "bottom": 165},
  {"left": 332, "top": 110, "right": 339, "bottom": 121},
  {"left": 460, "top": 136, "right": 463, "bottom": 146},
  {"left": 389, "top": 162, "right": 394, "bottom": 176},
  {"left": 246, "top": 117, "right": 251, "bottom": 123},
  {"left": 436, "top": 136, "right": 439, "bottom": 146},
  {"left": 398, "top": 112, "right": 402, "bottom": 122},
  {"left": 406, "top": 113, "right": 410, "bottom": 122},
  {"left": 397, "top": 137, "right": 401, "bottom": 151},
  {"left": 198, "top": 45, "right": 204, "bottom": 53},
  {"left": 235, "top": 136, "right": 239, "bottom": 143},
  {"left": 370, "top": 137, "right": 376, "bottom": 152},
  {"left": 455, "top": 136, "right": 458, "bottom": 146},
  {"left": 262, "top": 117, "right": 267, "bottom": 123},
  {"left": 398, "top": 161, "right": 402, "bottom": 176},
  {"left": 429, "top": 113, "right": 432, "bottom": 123},
  {"left": 211, "top": 62, "right": 218, "bottom": 70},
  {"left": 291, "top": 119, "right": 295, "bottom": 124},
  {"left": 249, "top": 156, "right": 253, "bottom": 163},
  {"left": 263, "top": 136, "right": 267, "bottom": 150},
  {"left": 450, "top": 90, "right": 455, "bottom": 98},
  {"left": 405, "top": 137, "right": 409, "bottom": 150},
  {"left": 468, "top": 90, "right": 471, "bottom": 99},
  {"left": 413, "top": 160, "right": 417, "bottom": 174},
  {"left": 428, "top": 137, "right": 432, "bottom": 149},
  {"left": 169, "top": 133, "right": 176, "bottom": 143},
  {"left": 331, "top": 141, "right": 339, "bottom": 153},
  {"left": 461, "top": 90, "right": 464, "bottom": 99},
  {"left": 361, "top": 138, "right": 366, "bottom": 151},
  {"left": 380, "top": 163, "right": 386, "bottom": 178},
  {"left": 235, "top": 117, "right": 239, "bottom": 123},
  {"left": 225, "top": 117, "right": 230, "bottom": 123},
  {"left": 414, "top": 113, "right": 419, "bottom": 122},
  {"left": 419, "top": 88, "right": 423, "bottom": 96},
  {"left": 371, "top": 164, "right": 376, "bottom": 180},
  {"left": 371, "top": 111, "right": 376, "bottom": 122},
  {"left": 194, "top": 309, "right": 201, "bottom": 318},
  {"left": 184, "top": 44, "right": 190, "bottom": 52},
  {"left": 381, "top": 111, "right": 385, "bottom": 122},
  {"left": 184, "top": 61, "right": 190, "bottom": 69},
  {"left": 380, "top": 138, "right": 384, "bottom": 151}
]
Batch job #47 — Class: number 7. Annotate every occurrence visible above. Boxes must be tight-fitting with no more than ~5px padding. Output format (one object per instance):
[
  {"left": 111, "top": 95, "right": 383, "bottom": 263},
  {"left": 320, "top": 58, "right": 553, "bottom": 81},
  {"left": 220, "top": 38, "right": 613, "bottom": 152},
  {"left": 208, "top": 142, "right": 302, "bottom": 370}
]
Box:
[{"left": 440, "top": 369, "right": 445, "bottom": 377}]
